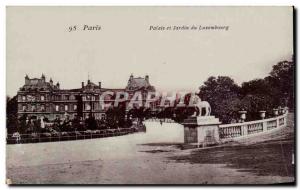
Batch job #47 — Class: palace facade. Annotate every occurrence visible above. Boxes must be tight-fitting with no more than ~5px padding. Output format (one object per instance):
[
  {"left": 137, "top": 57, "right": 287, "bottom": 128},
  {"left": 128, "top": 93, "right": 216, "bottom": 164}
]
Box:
[{"left": 17, "top": 74, "right": 155, "bottom": 121}]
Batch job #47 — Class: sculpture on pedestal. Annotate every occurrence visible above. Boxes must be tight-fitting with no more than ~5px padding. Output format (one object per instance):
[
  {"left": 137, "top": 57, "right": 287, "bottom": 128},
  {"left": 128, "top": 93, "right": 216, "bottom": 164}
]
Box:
[
  {"left": 183, "top": 93, "right": 220, "bottom": 146},
  {"left": 189, "top": 93, "right": 211, "bottom": 117}
]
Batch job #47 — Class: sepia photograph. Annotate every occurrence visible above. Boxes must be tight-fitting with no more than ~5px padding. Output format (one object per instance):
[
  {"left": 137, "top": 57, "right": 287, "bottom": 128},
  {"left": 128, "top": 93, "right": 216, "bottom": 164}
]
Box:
[{"left": 6, "top": 6, "right": 295, "bottom": 185}]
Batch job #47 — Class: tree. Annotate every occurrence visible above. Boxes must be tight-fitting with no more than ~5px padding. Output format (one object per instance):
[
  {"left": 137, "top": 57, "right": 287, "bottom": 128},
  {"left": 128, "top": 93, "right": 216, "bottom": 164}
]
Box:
[
  {"left": 85, "top": 115, "right": 98, "bottom": 130},
  {"left": 241, "top": 79, "right": 271, "bottom": 96},
  {"left": 106, "top": 104, "right": 127, "bottom": 129},
  {"left": 241, "top": 78, "right": 275, "bottom": 119},
  {"left": 6, "top": 96, "right": 19, "bottom": 134},
  {"left": 198, "top": 57, "right": 294, "bottom": 123},
  {"left": 269, "top": 58, "right": 295, "bottom": 109},
  {"left": 239, "top": 94, "right": 273, "bottom": 121},
  {"left": 199, "top": 76, "right": 241, "bottom": 123}
]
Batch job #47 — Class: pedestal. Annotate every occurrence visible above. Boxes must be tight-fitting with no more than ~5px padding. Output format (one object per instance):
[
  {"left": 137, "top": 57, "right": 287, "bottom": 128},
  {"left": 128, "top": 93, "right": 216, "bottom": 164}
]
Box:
[{"left": 182, "top": 116, "right": 221, "bottom": 147}]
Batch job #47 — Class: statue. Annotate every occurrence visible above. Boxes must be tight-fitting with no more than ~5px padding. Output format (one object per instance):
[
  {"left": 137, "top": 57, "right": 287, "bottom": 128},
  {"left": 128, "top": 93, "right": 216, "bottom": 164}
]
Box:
[
  {"left": 196, "top": 101, "right": 211, "bottom": 116},
  {"left": 189, "top": 93, "right": 211, "bottom": 117}
]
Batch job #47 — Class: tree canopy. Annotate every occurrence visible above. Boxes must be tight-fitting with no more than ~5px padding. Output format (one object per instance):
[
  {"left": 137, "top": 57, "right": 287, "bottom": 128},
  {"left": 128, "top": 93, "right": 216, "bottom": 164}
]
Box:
[{"left": 199, "top": 56, "right": 294, "bottom": 123}]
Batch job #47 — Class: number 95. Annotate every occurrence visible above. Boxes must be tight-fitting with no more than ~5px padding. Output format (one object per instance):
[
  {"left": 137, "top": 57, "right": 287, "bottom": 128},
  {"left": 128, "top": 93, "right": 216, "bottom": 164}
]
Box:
[{"left": 69, "top": 25, "right": 77, "bottom": 32}]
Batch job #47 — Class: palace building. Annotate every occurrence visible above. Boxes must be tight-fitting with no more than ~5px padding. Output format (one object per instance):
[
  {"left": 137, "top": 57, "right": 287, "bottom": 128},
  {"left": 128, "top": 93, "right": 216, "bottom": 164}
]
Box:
[{"left": 17, "top": 74, "right": 155, "bottom": 121}]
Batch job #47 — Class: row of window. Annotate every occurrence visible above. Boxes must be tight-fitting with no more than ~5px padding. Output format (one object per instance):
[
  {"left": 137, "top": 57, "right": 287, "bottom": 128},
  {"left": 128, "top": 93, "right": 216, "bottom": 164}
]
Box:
[
  {"left": 21, "top": 104, "right": 77, "bottom": 112},
  {"left": 53, "top": 95, "right": 76, "bottom": 101},
  {"left": 55, "top": 104, "right": 77, "bottom": 112},
  {"left": 82, "top": 95, "right": 100, "bottom": 101},
  {"left": 22, "top": 104, "right": 45, "bottom": 112},
  {"left": 55, "top": 105, "right": 77, "bottom": 111},
  {"left": 21, "top": 95, "right": 45, "bottom": 101},
  {"left": 20, "top": 94, "right": 121, "bottom": 102},
  {"left": 20, "top": 94, "right": 78, "bottom": 101}
]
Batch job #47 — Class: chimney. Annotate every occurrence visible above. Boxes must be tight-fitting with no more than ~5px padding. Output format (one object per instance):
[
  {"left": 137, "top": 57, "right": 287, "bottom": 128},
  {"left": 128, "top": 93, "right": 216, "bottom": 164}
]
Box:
[
  {"left": 56, "top": 82, "right": 60, "bottom": 89},
  {"left": 145, "top": 75, "right": 149, "bottom": 83},
  {"left": 25, "top": 75, "right": 29, "bottom": 85},
  {"left": 82, "top": 82, "right": 84, "bottom": 88},
  {"left": 41, "top": 74, "right": 45, "bottom": 81},
  {"left": 98, "top": 82, "right": 101, "bottom": 89}
]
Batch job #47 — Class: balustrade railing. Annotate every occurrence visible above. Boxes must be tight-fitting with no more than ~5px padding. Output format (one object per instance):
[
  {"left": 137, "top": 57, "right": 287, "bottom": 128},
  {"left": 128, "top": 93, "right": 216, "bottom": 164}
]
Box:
[
  {"left": 219, "top": 113, "right": 287, "bottom": 140},
  {"left": 267, "top": 120, "right": 277, "bottom": 130},
  {"left": 7, "top": 127, "right": 137, "bottom": 144}
]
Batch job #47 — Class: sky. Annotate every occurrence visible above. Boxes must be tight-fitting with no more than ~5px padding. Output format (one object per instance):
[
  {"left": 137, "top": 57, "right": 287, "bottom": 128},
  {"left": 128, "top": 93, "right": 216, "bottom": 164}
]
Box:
[{"left": 6, "top": 6, "right": 293, "bottom": 97}]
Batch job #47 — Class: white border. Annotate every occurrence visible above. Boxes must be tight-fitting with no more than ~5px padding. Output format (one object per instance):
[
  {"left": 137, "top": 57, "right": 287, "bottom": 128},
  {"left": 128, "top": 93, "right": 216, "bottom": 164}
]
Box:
[{"left": 0, "top": 0, "right": 298, "bottom": 189}]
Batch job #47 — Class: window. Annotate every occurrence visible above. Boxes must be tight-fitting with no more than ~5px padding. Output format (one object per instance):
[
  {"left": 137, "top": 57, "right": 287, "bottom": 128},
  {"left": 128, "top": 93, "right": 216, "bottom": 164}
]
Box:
[
  {"left": 74, "top": 105, "right": 77, "bottom": 111},
  {"left": 32, "top": 105, "right": 36, "bottom": 111},
  {"left": 22, "top": 105, "right": 26, "bottom": 111},
  {"left": 27, "top": 95, "right": 35, "bottom": 102},
  {"left": 65, "top": 105, "right": 68, "bottom": 111},
  {"left": 41, "top": 95, "right": 45, "bottom": 101},
  {"left": 55, "top": 95, "right": 61, "bottom": 101},
  {"left": 55, "top": 105, "right": 59, "bottom": 111},
  {"left": 63, "top": 95, "right": 69, "bottom": 100},
  {"left": 70, "top": 95, "right": 75, "bottom": 100},
  {"left": 41, "top": 105, "right": 45, "bottom": 111},
  {"left": 22, "top": 96, "right": 26, "bottom": 101},
  {"left": 85, "top": 103, "right": 91, "bottom": 111}
]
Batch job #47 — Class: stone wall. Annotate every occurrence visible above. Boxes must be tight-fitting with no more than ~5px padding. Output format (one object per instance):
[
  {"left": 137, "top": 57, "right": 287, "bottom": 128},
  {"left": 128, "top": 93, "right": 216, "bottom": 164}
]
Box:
[{"left": 184, "top": 126, "right": 198, "bottom": 143}]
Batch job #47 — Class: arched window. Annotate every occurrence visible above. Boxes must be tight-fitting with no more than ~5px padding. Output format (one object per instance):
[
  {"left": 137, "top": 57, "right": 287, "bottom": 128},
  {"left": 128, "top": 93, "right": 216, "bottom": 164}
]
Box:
[
  {"left": 70, "top": 95, "right": 75, "bottom": 100},
  {"left": 65, "top": 105, "right": 68, "bottom": 111},
  {"left": 85, "top": 103, "right": 91, "bottom": 111},
  {"left": 55, "top": 105, "right": 59, "bottom": 112},
  {"left": 32, "top": 105, "right": 36, "bottom": 112},
  {"left": 41, "top": 105, "right": 45, "bottom": 111}
]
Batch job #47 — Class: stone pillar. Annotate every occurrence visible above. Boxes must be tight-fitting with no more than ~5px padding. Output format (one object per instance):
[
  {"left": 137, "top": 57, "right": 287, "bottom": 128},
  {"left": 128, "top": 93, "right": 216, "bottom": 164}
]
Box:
[
  {"left": 262, "top": 121, "right": 267, "bottom": 132},
  {"left": 184, "top": 125, "right": 198, "bottom": 143},
  {"left": 241, "top": 125, "right": 248, "bottom": 136},
  {"left": 276, "top": 117, "right": 280, "bottom": 128},
  {"left": 182, "top": 116, "right": 221, "bottom": 147}
]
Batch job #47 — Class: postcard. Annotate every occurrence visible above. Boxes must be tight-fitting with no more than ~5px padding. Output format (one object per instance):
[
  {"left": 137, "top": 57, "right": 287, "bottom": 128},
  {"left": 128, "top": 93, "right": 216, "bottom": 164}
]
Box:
[{"left": 6, "top": 6, "right": 295, "bottom": 185}]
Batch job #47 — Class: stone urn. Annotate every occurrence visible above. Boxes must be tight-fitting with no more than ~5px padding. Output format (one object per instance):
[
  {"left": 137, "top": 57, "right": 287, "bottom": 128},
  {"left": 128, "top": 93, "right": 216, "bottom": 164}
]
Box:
[
  {"left": 273, "top": 108, "right": 279, "bottom": 116},
  {"left": 259, "top": 110, "right": 266, "bottom": 119},
  {"left": 238, "top": 110, "right": 247, "bottom": 122},
  {"left": 279, "top": 107, "right": 285, "bottom": 115},
  {"left": 284, "top": 107, "right": 289, "bottom": 114}
]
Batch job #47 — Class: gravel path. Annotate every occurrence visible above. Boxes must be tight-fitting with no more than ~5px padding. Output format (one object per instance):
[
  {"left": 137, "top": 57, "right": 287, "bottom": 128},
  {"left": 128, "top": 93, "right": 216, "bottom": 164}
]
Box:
[{"left": 6, "top": 116, "right": 295, "bottom": 184}]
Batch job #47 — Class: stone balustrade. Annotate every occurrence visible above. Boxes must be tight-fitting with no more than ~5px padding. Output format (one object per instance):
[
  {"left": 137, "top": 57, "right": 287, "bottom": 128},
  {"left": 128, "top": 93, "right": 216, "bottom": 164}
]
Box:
[{"left": 219, "top": 112, "right": 288, "bottom": 140}]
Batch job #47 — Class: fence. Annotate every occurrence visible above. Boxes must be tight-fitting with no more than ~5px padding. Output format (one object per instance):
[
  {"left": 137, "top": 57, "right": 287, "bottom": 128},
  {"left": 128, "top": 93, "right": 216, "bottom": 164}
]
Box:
[
  {"left": 219, "top": 112, "right": 288, "bottom": 140},
  {"left": 7, "top": 128, "right": 138, "bottom": 144},
  {"left": 145, "top": 118, "right": 176, "bottom": 123}
]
